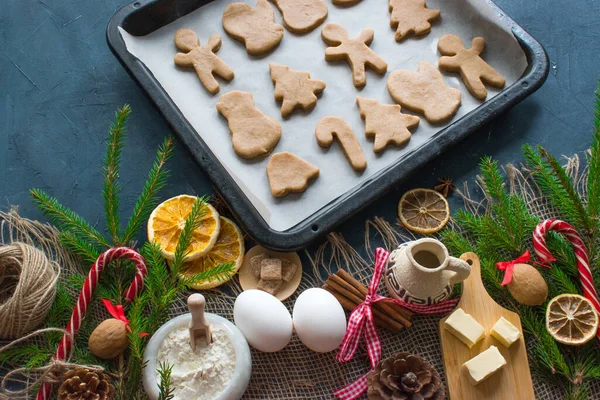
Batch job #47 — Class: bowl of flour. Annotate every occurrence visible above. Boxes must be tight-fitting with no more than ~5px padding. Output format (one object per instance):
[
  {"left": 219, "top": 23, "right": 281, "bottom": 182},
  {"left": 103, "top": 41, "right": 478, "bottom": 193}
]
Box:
[{"left": 143, "top": 313, "right": 251, "bottom": 400}]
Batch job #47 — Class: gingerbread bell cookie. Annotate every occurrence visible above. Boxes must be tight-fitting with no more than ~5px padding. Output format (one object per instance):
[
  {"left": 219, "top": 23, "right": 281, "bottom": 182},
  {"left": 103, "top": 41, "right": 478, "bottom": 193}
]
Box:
[
  {"left": 321, "top": 23, "right": 387, "bottom": 87},
  {"left": 173, "top": 29, "right": 234, "bottom": 95},
  {"left": 222, "top": 0, "right": 284, "bottom": 56},
  {"left": 273, "top": 0, "right": 328, "bottom": 34},
  {"left": 216, "top": 91, "right": 281, "bottom": 159},
  {"left": 267, "top": 152, "right": 320, "bottom": 197},
  {"left": 357, "top": 97, "right": 420, "bottom": 153},
  {"left": 316, "top": 117, "right": 367, "bottom": 172},
  {"left": 270, "top": 63, "right": 326, "bottom": 117},
  {"left": 438, "top": 34, "right": 506, "bottom": 100},
  {"left": 389, "top": 0, "right": 440, "bottom": 41},
  {"left": 387, "top": 61, "right": 461, "bottom": 124}
]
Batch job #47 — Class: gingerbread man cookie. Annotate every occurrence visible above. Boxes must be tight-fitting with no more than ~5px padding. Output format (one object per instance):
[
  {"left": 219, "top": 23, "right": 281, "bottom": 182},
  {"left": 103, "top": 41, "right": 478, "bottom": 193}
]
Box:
[
  {"left": 267, "top": 152, "right": 320, "bottom": 197},
  {"left": 389, "top": 0, "right": 440, "bottom": 41},
  {"left": 216, "top": 91, "right": 281, "bottom": 159},
  {"left": 270, "top": 63, "right": 326, "bottom": 117},
  {"left": 273, "top": 0, "right": 328, "bottom": 34},
  {"left": 321, "top": 23, "right": 388, "bottom": 87},
  {"left": 387, "top": 61, "right": 461, "bottom": 124},
  {"left": 173, "top": 29, "right": 234, "bottom": 95},
  {"left": 222, "top": 0, "right": 284, "bottom": 56},
  {"left": 438, "top": 34, "right": 506, "bottom": 100},
  {"left": 316, "top": 116, "right": 367, "bottom": 172},
  {"left": 357, "top": 97, "right": 420, "bottom": 152}
]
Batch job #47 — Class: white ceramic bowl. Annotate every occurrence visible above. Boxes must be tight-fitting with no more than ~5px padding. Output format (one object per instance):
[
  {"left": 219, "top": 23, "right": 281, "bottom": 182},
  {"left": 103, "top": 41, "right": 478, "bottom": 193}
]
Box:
[{"left": 143, "top": 313, "right": 252, "bottom": 400}]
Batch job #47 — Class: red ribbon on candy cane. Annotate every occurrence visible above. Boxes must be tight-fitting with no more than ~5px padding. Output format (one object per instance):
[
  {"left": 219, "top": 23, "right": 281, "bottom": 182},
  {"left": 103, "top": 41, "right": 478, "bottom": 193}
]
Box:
[
  {"left": 36, "top": 247, "right": 148, "bottom": 400},
  {"left": 333, "top": 248, "right": 459, "bottom": 400},
  {"left": 533, "top": 219, "right": 600, "bottom": 344}
]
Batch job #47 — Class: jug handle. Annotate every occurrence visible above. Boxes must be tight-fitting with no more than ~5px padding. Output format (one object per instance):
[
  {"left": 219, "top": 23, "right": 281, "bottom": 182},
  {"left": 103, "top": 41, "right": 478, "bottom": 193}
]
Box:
[{"left": 446, "top": 257, "right": 471, "bottom": 285}]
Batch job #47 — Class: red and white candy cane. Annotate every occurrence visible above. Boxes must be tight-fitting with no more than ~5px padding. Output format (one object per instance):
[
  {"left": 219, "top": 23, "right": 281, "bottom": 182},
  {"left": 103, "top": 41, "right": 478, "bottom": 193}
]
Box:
[
  {"left": 36, "top": 247, "right": 147, "bottom": 400},
  {"left": 533, "top": 219, "right": 600, "bottom": 342}
]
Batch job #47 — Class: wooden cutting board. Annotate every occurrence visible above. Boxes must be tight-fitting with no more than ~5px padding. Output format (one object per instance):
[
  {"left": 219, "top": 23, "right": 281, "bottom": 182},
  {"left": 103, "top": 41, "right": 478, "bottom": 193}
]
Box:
[{"left": 439, "top": 252, "right": 535, "bottom": 400}]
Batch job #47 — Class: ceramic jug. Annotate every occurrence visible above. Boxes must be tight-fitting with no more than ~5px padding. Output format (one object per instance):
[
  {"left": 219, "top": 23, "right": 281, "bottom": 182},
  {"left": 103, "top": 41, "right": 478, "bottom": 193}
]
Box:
[{"left": 385, "top": 238, "right": 471, "bottom": 305}]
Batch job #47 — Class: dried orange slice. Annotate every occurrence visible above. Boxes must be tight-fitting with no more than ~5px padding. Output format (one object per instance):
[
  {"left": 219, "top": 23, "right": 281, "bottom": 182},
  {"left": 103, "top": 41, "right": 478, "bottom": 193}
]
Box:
[
  {"left": 180, "top": 217, "right": 245, "bottom": 289},
  {"left": 147, "top": 195, "right": 220, "bottom": 261},
  {"left": 398, "top": 189, "right": 450, "bottom": 234},
  {"left": 546, "top": 294, "right": 598, "bottom": 346}
]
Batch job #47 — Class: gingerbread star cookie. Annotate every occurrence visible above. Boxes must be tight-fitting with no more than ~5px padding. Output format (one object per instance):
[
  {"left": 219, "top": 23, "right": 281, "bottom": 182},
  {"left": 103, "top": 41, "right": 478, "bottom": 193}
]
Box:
[
  {"left": 316, "top": 116, "right": 367, "bottom": 172},
  {"left": 357, "top": 97, "right": 420, "bottom": 152},
  {"left": 438, "top": 34, "right": 506, "bottom": 100},
  {"left": 321, "top": 23, "right": 387, "bottom": 87},
  {"left": 173, "top": 29, "right": 234, "bottom": 95},
  {"left": 222, "top": 0, "right": 284, "bottom": 56},
  {"left": 389, "top": 0, "right": 440, "bottom": 41},
  {"left": 216, "top": 91, "right": 281, "bottom": 159},
  {"left": 270, "top": 63, "right": 326, "bottom": 117},
  {"left": 387, "top": 61, "right": 461, "bottom": 124},
  {"left": 273, "top": 0, "right": 328, "bottom": 34},
  {"left": 267, "top": 152, "right": 320, "bottom": 197}
]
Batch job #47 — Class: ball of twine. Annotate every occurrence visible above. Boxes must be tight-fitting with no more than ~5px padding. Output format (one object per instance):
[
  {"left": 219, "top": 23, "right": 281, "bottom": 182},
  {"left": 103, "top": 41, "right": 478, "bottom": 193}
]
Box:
[{"left": 0, "top": 242, "right": 60, "bottom": 339}]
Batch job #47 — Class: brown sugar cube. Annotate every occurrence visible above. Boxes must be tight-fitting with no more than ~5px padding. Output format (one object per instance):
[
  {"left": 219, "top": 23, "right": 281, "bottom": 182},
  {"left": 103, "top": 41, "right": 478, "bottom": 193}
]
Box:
[
  {"left": 251, "top": 253, "right": 267, "bottom": 278},
  {"left": 281, "top": 259, "right": 298, "bottom": 282},
  {"left": 257, "top": 279, "right": 283, "bottom": 296},
  {"left": 260, "top": 258, "right": 283, "bottom": 281}
]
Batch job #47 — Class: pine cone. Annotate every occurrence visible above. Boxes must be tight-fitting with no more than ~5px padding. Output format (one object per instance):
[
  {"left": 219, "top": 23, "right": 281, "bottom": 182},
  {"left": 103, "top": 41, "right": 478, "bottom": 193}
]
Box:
[
  {"left": 57, "top": 367, "right": 116, "bottom": 400},
  {"left": 367, "top": 352, "right": 445, "bottom": 400}
]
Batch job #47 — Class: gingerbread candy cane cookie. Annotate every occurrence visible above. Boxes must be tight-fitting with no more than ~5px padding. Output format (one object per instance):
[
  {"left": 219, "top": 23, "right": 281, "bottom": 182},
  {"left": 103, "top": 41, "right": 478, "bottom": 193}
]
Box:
[{"left": 316, "top": 116, "right": 367, "bottom": 172}]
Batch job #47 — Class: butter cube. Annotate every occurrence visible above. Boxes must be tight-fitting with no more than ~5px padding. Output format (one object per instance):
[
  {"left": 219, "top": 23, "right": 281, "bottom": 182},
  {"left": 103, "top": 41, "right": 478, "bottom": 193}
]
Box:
[
  {"left": 462, "top": 345, "right": 507, "bottom": 385},
  {"left": 443, "top": 308, "right": 485, "bottom": 348},
  {"left": 491, "top": 317, "right": 522, "bottom": 348}
]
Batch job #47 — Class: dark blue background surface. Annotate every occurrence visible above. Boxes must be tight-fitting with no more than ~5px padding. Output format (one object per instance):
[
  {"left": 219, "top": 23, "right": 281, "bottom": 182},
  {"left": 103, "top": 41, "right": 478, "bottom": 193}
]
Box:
[{"left": 1, "top": 0, "right": 599, "bottom": 250}]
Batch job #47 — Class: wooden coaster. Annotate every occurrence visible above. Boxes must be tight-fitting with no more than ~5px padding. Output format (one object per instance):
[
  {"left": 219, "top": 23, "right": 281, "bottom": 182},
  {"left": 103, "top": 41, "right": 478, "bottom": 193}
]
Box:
[{"left": 239, "top": 245, "right": 302, "bottom": 301}]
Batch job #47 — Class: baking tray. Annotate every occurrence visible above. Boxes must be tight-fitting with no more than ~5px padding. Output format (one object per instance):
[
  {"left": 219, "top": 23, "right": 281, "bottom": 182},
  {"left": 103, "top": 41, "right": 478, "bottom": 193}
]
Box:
[{"left": 107, "top": 0, "right": 548, "bottom": 251}]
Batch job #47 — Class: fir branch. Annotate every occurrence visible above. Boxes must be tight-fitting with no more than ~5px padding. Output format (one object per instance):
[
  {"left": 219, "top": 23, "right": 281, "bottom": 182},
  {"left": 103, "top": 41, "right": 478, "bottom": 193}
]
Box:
[
  {"left": 103, "top": 105, "right": 131, "bottom": 244},
  {"left": 181, "top": 262, "right": 236, "bottom": 287},
  {"left": 587, "top": 82, "right": 600, "bottom": 221},
  {"left": 59, "top": 231, "right": 101, "bottom": 265},
  {"left": 539, "top": 146, "right": 593, "bottom": 233},
  {"left": 171, "top": 196, "right": 209, "bottom": 271},
  {"left": 122, "top": 136, "right": 174, "bottom": 245},
  {"left": 157, "top": 362, "right": 175, "bottom": 400},
  {"left": 31, "top": 188, "right": 111, "bottom": 248}
]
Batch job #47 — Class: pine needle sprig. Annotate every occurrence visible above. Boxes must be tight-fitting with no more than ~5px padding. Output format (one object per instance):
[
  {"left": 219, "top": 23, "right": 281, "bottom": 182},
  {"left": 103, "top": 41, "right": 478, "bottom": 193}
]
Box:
[
  {"left": 103, "top": 105, "right": 130, "bottom": 245},
  {"left": 30, "top": 188, "right": 111, "bottom": 248},
  {"left": 157, "top": 362, "right": 175, "bottom": 400},
  {"left": 587, "top": 83, "right": 600, "bottom": 222},
  {"left": 59, "top": 231, "right": 101, "bottom": 265},
  {"left": 181, "top": 262, "right": 236, "bottom": 287},
  {"left": 122, "top": 136, "right": 175, "bottom": 245},
  {"left": 171, "top": 195, "right": 209, "bottom": 272}
]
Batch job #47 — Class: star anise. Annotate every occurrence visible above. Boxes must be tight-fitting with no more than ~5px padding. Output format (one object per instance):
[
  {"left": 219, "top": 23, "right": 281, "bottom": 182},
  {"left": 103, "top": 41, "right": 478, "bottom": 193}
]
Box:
[{"left": 434, "top": 178, "right": 454, "bottom": 197}]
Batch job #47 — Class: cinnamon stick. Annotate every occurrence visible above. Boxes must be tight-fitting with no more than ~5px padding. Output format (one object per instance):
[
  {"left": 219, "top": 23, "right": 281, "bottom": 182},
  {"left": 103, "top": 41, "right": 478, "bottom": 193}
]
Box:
[
  {"left": 336, "top": 269, "right": 413, "bottom": 320},
  {"left": 323, "top": 283, "right": 402, "bottom": 333},
  {"left": 328, "top": 274, "right": 412, "bottom": 328},
  {"left": 324, "top": 280, "right": 405, "bottom": 332}
]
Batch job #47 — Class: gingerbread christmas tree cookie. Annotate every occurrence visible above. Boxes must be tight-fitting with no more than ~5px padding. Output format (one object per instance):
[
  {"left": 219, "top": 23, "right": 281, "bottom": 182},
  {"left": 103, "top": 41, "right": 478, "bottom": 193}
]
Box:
[
  {"left": 173, "top": 29, "right": 234, "bottom": 95},
  {"left": 222, "top": 0, "right": 284, "bottom": 56},
  {"left": 387, "top": 61, "right": 461, "bottom": 123},
  {"left": 216, "top": 90, "right": 281, "bottom": 159},
  {"left": 321, "top": 23, "right": 388, "bottom": 87},
  {"left": 389, "top": 0, "right": 440, "bottom": 41},
  {"left": 357, "top": 97, "right": 420, "bottom": 152},
  {"left": 438, "top": 34, "right": 506, "bottom": 100},
  {"left": 316, "top": 116, "right": 367, "bottom": 172},
  {"left": 270, "top": 63, "right": 326, "bottom": 117},
  {"left": 267, "top": 152, "right": 320, "bottom": 197},
  {"left": 273, "top": 0, "right": 328, "bottom": 34}
]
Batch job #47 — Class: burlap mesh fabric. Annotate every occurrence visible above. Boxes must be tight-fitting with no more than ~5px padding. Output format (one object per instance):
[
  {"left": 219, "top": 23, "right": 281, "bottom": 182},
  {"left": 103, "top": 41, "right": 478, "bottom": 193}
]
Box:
[{"left": 2, "top": 152, "right": 599, "bottom": 399}]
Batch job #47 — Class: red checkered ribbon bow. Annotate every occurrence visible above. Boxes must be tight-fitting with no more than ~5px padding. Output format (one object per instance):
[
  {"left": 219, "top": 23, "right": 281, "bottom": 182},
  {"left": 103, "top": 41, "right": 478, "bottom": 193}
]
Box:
[{"left": 333, "top": 248, "right": 460, "bottom": 400}]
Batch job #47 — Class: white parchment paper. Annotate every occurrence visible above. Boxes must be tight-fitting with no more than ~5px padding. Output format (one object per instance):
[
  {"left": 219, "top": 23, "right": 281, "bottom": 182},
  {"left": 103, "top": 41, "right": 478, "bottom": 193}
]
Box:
[{"left": 120, "top": 0, "right": 527, "bottom": 231}]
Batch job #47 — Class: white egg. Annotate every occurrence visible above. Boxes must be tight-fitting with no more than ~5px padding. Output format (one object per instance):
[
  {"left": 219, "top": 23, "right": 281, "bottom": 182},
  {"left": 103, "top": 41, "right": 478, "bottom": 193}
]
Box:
[
  {"left": 234, "top": 289, "right": 293, "bottom": 352},
  {"left": 292, "top": 288, "right": 347, "bottom": 353}
]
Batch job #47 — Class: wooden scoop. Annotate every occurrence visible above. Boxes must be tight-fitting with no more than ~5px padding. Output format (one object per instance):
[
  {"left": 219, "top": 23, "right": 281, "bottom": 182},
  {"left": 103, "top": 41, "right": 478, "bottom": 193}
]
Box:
[
  {"left": 439, "top": 253, "right": 534, "bottom": 400},
  {"left": 188, "top": 293, "right": 212, "bottom": 350}
]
